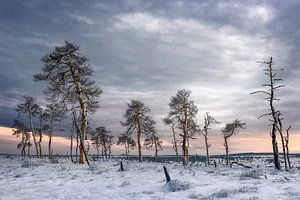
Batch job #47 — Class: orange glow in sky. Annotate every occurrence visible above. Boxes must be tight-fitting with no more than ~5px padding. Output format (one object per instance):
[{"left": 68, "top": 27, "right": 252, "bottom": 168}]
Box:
[{"left": 1, "top": 126, "right": 300, "bottom": 155}]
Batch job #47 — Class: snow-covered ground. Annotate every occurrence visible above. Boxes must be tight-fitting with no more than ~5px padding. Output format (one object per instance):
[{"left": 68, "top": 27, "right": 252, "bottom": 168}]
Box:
[{"left": 1, "top": 155, "right": 300, "bottom": 200}]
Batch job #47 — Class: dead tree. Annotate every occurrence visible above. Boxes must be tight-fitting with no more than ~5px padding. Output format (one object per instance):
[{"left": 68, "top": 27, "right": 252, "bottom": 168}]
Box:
[
  {"left": 285, "top": 125, "right": 292, "bottom": 169},
  {"left": 34, "top": 41, "right": 102, "bottom": 165},
  {"left": 165, "top": 89, "right": 198, "bottom": 166},
  {"left": 222, "top": 119, "right": 246, "bottom": 166},
  {"left": 163, "top": 117, "right": 180, "bottom": 162},
  {"left": 251, "top": 56, "right": 288, "bottom": 170},
  {"left": 16, "top": 96, "right": 41, "bottom": 158},
  {"left": 121, "top": 99, "right": 155, "bottom": 162},
  {"left": 117, "top": 133, "right": 136, "bottom": 159},
  {"left": 201, "top": 112, "right": 219, "bottom": 165}
]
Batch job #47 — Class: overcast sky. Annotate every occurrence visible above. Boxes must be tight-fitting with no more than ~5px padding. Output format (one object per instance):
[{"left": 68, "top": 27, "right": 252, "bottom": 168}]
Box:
[{"left": 1, "top": 0, "right": 300, "bottom": 146}]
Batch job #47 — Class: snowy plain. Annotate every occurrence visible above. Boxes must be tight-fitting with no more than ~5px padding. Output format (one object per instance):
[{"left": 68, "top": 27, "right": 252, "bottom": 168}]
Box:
[{"left": 1, "top": 155, "right": 300, "bottom": 200}]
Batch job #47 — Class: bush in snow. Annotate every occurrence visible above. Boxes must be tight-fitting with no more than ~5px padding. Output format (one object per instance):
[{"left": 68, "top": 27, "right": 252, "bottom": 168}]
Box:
[
  {"left": 163, "top": 179, "right": 191, "bottom": 192},
  {"left": 239, "top": 170, "right": 261, "bottom": 180}
]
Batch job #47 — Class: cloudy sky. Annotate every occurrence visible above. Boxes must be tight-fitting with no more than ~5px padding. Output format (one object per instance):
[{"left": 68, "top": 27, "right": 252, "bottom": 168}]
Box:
[{"left": 1, "top": 0, "right": 300, "bottom": 154}]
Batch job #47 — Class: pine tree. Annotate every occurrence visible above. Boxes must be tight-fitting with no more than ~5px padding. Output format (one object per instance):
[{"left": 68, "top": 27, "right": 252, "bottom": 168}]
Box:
[{"left": 34, "top": 41, "right": 102, "bottom": 165}]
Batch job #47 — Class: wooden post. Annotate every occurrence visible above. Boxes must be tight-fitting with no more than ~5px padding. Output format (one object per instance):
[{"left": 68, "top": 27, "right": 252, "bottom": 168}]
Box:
[{"left": 163, "top": 166, "right": 171, "bottom": 183}]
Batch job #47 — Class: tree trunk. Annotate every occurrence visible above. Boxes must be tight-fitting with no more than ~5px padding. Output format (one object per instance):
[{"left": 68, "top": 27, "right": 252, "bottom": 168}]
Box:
[
  {"left": 224, "top": 137, "right": 229, "bottom": 166},
  {"left": 182, "top": 105, "right": 188, "bottom": 166},
  {"left": 154, "top": 140, "right": 158, "bottom": 158},
  {"left": 271, "top": 125, "right": 280, "bottom": 169},
  {"left": 171, "top": 125, "right": 179, "bottom": 162},
  {"left": 49, "top": 114, "right": 54, "bottom": 159},
  {"left": 277, "top": 118, "right": 287, "bottom": 170},
  {"left": 69, "top": 64, "right": 88, "bottom": 165},
  {"left": 125, "top": 142, "right": 129, "bottom": 159},
  {"left": 38, "top": 114, "right": 43, "bottom": 157},
  {"left": 75, "top": 128, "right": 79, "bottom": 162},
  {"left": 268, "top": 57, "right": 281, "bottom": 170},
  {"left": 137, "top": 113, "right": 142, "bottom": 162},
  {"left": 204, "top": 134, "right": 210, "bottom": 165},
  {"left": 285, "top": 125, "right": 291, "bottom": 169},
  {"left": 29, "top": 111, "right": 39, "bottom": 158},
  {"left": 70, "top": 132, "right": 74, "bottom": 162}
]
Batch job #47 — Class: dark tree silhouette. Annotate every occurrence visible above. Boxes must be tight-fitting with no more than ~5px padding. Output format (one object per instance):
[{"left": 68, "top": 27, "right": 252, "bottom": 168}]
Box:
[
  {"left": 16, "top": 96, "right": 41, "bottom": 158},
  {"left": 121, "top": 99, "right": 155, "bottom": 162},
  {"left": 36, "top": 107, "right": 50, "bottom": 157},
  {"left": 12, "top": 119, "right": 30, "bottom": 156},
  {"left": 166, "top": 89, "right": 198, "bottom": 166},
  {"left": 144, "top": 127, "right": 162, "bottom": 158},
  {"left": 117, "top": 133, "right": 136, "bottom": 159},
  {"left": 45, "top": 101, "right": 66, "bottom": 158},
  {"left": 90, "top": 126, "right": 112, "bottom": 160},
  {"left": 34, "top": 41, "right": 102, "bottom": 165},
  {"left": 163, "top": 117, "right": 180, "bottom": 162},
  {"left": 251, "top": 56, "right": 290, "bottom": 170},
  {"left": 221, "top": 119, "right": 246, "bottom": 166},
  {"left": 201, "top": 112, "right": 219, "bottom": 165}
]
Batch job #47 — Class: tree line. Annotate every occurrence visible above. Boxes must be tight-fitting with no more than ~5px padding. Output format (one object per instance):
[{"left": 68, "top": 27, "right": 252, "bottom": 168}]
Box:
[{"left": 11, "top": 42, "right": 293, "bottom": 170}]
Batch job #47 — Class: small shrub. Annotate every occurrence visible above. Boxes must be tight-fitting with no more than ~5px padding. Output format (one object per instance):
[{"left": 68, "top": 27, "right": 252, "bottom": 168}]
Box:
[{"left": 163, "top": 179, "right": 191, "bottom": 192}]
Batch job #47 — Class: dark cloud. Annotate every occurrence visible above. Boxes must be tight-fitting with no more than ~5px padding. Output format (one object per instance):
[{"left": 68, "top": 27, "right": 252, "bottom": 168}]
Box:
[{"left": 0, "top": 0, "right": 300, "bottom": 139}]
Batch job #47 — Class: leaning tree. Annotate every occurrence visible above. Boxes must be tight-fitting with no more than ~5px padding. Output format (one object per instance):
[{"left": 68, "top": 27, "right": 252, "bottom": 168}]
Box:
[
  {"left": 221, "top": 119, "right": 246, "bottom": 166},
  {"left": 201, "top": 112, "right": 219, "bottom": 165},
  {"left": 34, "top": 41, "right": 102, "bottom": 165},
  {"left": 251, "top": 56, "right": 291, "bottom": 169},
  {"left": 165, "top": 89, "right": 199, "bottom": 166},
  {"left": 121, "top": 99, "right": 156, "bottom": 162}
]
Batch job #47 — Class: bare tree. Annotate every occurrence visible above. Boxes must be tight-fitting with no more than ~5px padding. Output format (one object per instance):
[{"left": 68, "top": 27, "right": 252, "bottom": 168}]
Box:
[
  {"left": 117, "top": 133, "right": 136, "bottom": 159},
  {"left": 16, "top": 96, "right": 41, "bottom": 158},
  {"left": 121, "top": 99, "right": 155, "bottom": 162},
  {"left": 201, "top": 112, "right": 219, "bottom": 165},
  {"left": 12, "top": 119, "right": 30, "bottom": 156},
  {"left": 34, "top": 41, "right": 102, "bottom": 165},
  {"left": 285, "top": 125, "right": 292, "bottom": 169},
  {"left": 221, "top": 119, "right": 246, "bottom": 166},
  {"left": 165, "top": 89, "right": 198, "bottom": 166},
  {"left": 163, "top": 117, "right": 180, "bottom": 162},
  {"left": 251, "top": 56, "right": 289, "bottom": 169}
]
